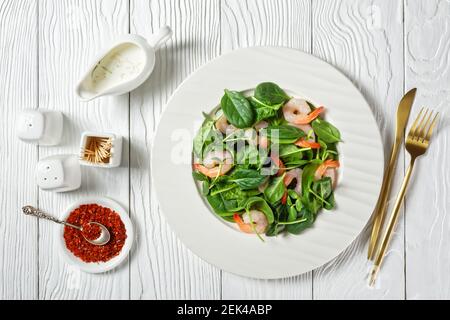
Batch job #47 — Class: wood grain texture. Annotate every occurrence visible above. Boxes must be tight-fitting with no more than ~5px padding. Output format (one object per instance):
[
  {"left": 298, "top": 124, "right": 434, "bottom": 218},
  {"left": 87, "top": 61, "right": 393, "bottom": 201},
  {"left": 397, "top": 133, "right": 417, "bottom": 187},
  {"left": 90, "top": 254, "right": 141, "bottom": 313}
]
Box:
[
  {"left": 405, "top": 0, "right": 450, "bottom": 299},
  {"left": 38, "top": 0, "right": 130, "bottom": 299},
  {"left": 0, "top": 0, "right": 38, "bottom": 300},
  {"left": 220, "top": 0, "right": 313, "bottom": 300},
  {"left": 1, "top": 0, "right": 449, "bottom": 300},
  {"left": 129, "top": 0, "right": 222, "bottom": 299},
  {"left": 312, "top": 0, "right": 405, "bottom": 299}
]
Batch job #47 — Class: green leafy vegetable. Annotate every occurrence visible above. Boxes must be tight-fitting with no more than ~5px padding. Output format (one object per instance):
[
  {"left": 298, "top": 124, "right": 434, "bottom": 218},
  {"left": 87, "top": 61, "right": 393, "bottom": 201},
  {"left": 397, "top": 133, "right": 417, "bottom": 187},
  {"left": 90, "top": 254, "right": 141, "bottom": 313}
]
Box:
[
  {"left": 193, "top": 119, "right": 215, "bottom": 157},
  {"left": 264, "top": 175, "right": 286, "bottom": 204},
  {"left": 265, "top": 125, "right": 305, "bottom": 144},
  {"left": 312, "top": 177, "right": 333, "bottom": 203},
  {"left": 244, "top": 197, "right": 275, "bottom": 224},
  {"left": 254, "top": 82, "right": 290, "bottom": 105},
  {"left": 193, "top": 81, "right": 341, "bottom": 239},
  {"left": 229, "top": 168, "right": 266, "bottom": 190},
  {"left": 286, "top": 208, "right": 315, "bottom": 234},
  {"left": 221, "top": 89, "right": 255, "bottom": 128},
  {"left": 312, "top": 118, "right": 341, "bottom": 143},
  {"left": 192, "top": 171, "right": 208, "bottom": 182}
]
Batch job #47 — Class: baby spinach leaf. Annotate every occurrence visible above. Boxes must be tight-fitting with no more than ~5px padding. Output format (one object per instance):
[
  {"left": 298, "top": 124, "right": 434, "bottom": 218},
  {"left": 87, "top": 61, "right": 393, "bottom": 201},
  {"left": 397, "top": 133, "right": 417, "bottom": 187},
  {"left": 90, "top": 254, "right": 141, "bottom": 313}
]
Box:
[
  {"left": 221, "top": 215, "right": 237, "bottom": 222},
  {"left": 221, "top": 89, "right": 255, "bottom": 128},
  {"left": 223, "top": 198, "right": 245, "bottom": 212},
  {"left": 249, "top": 95, "right": 284, "bottom": 123},
  {"left": 206, "top": 194, "right": 228, "bottom": 215},
  {"left": 229, "top": 168, "right": 266, "bottom": 190},
  {"left": 283, "top": 159, "right": 310, "bottom": 169},
  {"left": 266, "top": 125, "right": 305, "bottom": 144},
  {"left": 265, "top": 223, "right": 285, "bottom": 237},
  {"left": 312, "top": 177, "right": 333, "bottom": 201},
  {"left": 288, "top": 206, "right": 297, "bottom": 222},
  {"left": 254, "top": 82, "right": 289, "bottom": 105},
  {"left": 286, "top": 208, "right": 315, "bottom": 234},
  {"left": 295, "top": 198, "right": 303, "bottom": 211},
  {"left": 244, "top": 196, "right": 275, "bottom": 224},
  {"left": 301, "top": 163, "right": 319, "bottom": 196},
  {"left": 288, "top": 189, "right": 300, "bottom": 199},
  {"left": 279, "top": 144, "right": 303, "bottom": 159},
  {"left": 202, "top": 181, "right": 210, "bottom": 196},
  {"left": 324, "top": 192, "right": 335, "bottom": 210},
  {"left": 254, "top": 105, "right": 278, "bottom": 123},
  {"left": 193, "top": 119, "right": 215, "bottom": 157},
  {"left": 312, "top": 118, "right": 341, "bottom": 143},
  {"left": 264, "top": 175, "right": 286, "bottom": 204},
  {"left": 236, "top": 145, "right": 265, "bottom": 168},
  {"left": 192, "top": 171, "right": 208, "bottom": 182}
]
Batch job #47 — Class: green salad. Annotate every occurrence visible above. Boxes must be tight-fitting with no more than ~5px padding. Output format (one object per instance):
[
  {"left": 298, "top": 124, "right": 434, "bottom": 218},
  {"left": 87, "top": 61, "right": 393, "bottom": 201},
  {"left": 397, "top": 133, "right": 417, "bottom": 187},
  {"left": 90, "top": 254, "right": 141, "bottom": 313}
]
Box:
[{"left": 192, "top": 82, "right": 341, "bottom": 239}]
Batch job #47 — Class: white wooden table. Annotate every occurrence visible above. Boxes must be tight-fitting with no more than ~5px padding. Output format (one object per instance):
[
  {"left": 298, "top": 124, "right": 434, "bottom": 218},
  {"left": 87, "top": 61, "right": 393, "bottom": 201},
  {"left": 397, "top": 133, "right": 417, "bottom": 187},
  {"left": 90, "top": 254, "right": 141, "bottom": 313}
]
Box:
[{"left": 1, "top": 0, "right": 449, "bottom": 300}]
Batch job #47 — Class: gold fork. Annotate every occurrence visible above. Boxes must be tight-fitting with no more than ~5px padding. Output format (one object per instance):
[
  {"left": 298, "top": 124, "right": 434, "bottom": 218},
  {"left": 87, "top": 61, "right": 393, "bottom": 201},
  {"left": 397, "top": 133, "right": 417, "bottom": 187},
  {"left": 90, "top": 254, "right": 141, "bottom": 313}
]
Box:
[{"left": 369, "top": 108, "right": 439, "bottom": 286}]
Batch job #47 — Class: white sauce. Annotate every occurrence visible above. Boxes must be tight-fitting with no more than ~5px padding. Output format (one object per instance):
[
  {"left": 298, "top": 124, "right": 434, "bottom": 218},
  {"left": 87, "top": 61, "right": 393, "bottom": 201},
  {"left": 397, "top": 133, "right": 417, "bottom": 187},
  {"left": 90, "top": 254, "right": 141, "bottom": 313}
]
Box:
[{"left": 88, "top": 43, "right": 145, "bottom": 94}]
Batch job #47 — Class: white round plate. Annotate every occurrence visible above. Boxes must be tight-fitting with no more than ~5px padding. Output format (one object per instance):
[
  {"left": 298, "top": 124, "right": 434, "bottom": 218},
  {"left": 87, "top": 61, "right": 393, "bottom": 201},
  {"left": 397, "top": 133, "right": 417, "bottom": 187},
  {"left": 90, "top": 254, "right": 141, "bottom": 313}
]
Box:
[
  {"left": 152, "top": 47, "right": 383, "bottom": 279},
  {"left": 58, "top": 197, "right": 133, "bottom": 273}
]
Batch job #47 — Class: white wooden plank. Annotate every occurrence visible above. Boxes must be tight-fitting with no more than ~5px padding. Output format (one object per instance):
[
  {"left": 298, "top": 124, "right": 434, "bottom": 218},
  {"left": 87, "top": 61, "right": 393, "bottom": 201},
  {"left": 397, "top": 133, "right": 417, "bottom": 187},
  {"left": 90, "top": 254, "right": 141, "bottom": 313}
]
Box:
[
  {"left": 220, "top": 0, "right": 313, "bottom": 300},
  {"left": 0, "top": 0, "right": 38, "bottom": 300},
  {"left": 312, "top": 0, "right": 405, "bottom": 299},
  {"left": 405, "top": 0, "right": 450, "bottom": 299},
  {"left": 38, "top": 0, "right": 130, "bottom": 299},
  {"left": 129, "top": 0, "right": 222, "bottom": 299}
]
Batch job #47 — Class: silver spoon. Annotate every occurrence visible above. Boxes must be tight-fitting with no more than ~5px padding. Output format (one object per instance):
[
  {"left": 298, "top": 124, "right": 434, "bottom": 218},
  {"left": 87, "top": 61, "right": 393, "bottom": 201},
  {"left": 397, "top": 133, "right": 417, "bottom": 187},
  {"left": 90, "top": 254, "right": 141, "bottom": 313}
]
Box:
[{"left": 22, "top": 205, "right": 111, "bottom": 245}]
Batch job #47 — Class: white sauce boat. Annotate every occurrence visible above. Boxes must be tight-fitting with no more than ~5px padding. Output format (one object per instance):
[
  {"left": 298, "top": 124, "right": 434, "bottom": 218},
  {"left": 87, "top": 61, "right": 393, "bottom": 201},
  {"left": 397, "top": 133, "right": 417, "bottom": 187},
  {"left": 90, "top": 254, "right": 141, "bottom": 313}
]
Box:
[{"left": 76, "top": 26, "right": 172, "bottom": 101}]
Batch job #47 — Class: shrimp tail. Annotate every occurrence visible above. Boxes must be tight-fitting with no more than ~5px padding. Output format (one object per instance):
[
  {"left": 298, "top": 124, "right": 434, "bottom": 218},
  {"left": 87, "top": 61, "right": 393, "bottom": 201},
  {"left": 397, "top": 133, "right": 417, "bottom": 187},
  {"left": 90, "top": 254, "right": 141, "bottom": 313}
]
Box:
[
  {"left": 316, "top": 159, "right": 340, "bottom": 178},
  {"left": 295, "top": 138, "right": 321, "bottom": 149},
  {"left": 293, "top": 106, "right": 325, "bottom": 125},
  {"left": 233, "top": 213, "right": 253, "bottom": 233}
]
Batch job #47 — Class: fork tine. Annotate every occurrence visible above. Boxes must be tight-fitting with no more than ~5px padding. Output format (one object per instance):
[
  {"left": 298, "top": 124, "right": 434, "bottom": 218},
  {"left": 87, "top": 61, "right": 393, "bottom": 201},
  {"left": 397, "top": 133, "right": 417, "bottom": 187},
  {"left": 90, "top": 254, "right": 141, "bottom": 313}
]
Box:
[
  {"left": 408, "top": 107, "right": 424, "bottom": 140},
  {"left": 418, "top": 110, "right": 434, "bottom": 142},
  {"left": 424, "top": 112, "right": 439, "bottom": 142},
  {"left": 412, "top": 108, "right": 429, "bottom": 140}
]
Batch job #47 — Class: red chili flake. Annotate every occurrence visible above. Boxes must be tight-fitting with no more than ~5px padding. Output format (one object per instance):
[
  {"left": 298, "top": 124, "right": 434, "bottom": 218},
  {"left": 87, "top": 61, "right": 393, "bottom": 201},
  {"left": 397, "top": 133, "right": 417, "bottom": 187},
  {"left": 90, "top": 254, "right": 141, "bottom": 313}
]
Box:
[
  {"left": 81, "top": 223, "right": 102, "bottom": 241},
  {"left": 63, "top": 203, "right": 127, "bottom": 263}
]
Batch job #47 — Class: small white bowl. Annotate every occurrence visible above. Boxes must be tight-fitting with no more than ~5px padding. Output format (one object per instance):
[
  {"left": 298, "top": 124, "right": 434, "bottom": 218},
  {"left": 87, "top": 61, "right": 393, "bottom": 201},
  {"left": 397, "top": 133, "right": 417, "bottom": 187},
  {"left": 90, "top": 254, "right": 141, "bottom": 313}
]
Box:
[
  {"left": 58, "top": 197, "right": 133, "bottom": 273},
  {"left": 79, "top": 131, "right": 122, "bottom": 168}
]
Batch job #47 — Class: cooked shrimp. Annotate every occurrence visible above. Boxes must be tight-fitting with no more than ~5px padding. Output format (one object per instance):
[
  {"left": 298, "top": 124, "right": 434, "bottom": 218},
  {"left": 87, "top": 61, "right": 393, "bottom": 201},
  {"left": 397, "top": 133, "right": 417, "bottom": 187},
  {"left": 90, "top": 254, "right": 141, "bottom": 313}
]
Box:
[
  {"left": 282, "top": 98, "right": 324, "bottom": 125},
  {"left": 315, "top": 159, "right": 340, "bottom": 189},
  {"left": 259, "top": 136, "right": 269, "bottom": 149},
  {"left": 295, "top": 138, "right": 321, "bottom": 149},
  {"left": 270, "top": 154, "right": 286, "bottom": 176},
  {"left": 284, "top": 168, "right": 302, "bottom": 194},
  {"left": 254, "top": 121, "right": 268, "bottom": 130},
  {"left": 215, "top": 115, "right": 236, "bottom": 134},
  {"left": 193, "top": 150, "right": 233, "bottom": 178},
  {"left": 291, "top": 122, "right": 320, "bottom": 148},
  {"left": 233, "top": 210, "right": 268, "bottom": 234},
  {"left": 280, "top": 168, "right": 303, "bottom": 204},
  {"left": 254, "top": 121, "right": 269, "bottom": 148}
]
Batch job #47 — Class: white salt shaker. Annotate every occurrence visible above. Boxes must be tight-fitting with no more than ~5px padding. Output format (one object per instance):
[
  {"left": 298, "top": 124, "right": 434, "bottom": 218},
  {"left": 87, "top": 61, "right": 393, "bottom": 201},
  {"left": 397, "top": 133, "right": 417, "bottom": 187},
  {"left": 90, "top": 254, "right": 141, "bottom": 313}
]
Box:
[
  {"left": 16, "top": 109, "right": 63, "bottom": 146},
  {"left": 36, "top": 154, "right": 81, "bottom": 192}
]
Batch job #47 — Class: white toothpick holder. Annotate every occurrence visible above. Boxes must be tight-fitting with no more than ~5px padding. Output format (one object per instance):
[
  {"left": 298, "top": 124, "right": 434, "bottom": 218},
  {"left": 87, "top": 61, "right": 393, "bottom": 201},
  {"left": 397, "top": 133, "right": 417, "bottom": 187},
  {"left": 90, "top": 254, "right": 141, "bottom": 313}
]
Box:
[
  {"left": 79, "top": 132, "right": 122, "bottom": 168},
  {"left": 36, "top": 154, "right": 81, "bottom": 192},
  {"left": 16, "top": 109, "right": 63, "bottom": 146}
]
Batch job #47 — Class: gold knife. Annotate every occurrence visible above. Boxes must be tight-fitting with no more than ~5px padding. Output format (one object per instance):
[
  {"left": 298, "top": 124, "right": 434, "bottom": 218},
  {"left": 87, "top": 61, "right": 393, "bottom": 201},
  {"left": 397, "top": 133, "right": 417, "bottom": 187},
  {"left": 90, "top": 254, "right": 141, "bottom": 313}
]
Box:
[{"left": 367, "top": 88, "right": 416, "bottom": 260}]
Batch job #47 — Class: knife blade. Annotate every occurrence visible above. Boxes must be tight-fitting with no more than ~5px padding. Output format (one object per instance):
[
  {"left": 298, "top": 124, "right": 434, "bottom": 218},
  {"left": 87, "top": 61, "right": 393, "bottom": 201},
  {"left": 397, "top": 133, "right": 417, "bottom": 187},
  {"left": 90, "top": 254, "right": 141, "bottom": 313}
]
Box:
[{"left": 367, "top": 88, "right": 417, "bottom": 260}]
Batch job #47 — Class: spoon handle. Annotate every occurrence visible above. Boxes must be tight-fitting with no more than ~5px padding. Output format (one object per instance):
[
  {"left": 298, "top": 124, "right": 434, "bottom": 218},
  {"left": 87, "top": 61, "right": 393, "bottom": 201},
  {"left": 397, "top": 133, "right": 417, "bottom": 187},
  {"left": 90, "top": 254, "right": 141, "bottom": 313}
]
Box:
[{"left": 22, "top": 205, "right": 81, "bottom": 230}]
